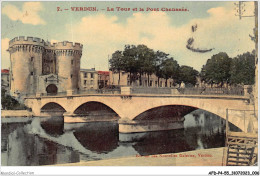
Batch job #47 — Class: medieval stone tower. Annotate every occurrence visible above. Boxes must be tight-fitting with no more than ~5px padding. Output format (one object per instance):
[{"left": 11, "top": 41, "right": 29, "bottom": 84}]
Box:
[{"left": 8, "top": 36, "right": 83, "bottom": 97}]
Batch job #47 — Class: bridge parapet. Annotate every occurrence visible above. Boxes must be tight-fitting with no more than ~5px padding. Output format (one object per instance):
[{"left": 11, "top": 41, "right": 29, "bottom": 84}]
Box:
[{"left": 24, "top": 86, "right": 254, "bottom": 99}]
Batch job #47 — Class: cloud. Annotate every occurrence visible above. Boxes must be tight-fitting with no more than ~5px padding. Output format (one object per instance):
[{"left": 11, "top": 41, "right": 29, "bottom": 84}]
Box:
[
  {"left": 61, "top": 3, "right": 254, "bottom": 72},
  {"left": 1, "top": 38, "right": 10, "bottom": 69},
  {"left": 2, "top": 2, "right": 46, "bottom": 25}
]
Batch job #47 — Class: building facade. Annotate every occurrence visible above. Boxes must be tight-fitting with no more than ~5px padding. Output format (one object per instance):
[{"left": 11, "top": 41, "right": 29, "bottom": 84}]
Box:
[
  {"left": 1, "top": 69, "right": 10, "bottom": 91},
  {"left": 8, "top": 36, "right": 82, "bottom": 97},
  {"left": 98, "top": 71, "right": 110, "bottom": 89},
  {"left": 80, "top": 68, "right": 98, "bottom": 90},
  {"left": 110, "top": 71, "right": 176, "bottom": 88}
]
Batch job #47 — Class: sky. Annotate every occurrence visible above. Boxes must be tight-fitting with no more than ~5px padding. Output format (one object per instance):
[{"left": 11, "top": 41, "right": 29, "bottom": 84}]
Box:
[{"left": 1, "top": 1, "right": 256, "bottom": 71}]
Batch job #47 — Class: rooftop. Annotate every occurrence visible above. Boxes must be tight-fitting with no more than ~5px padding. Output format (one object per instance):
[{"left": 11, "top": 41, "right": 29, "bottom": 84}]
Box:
[
  {"left": 98, "top": 71, "right": 109, "bottom": 75},
  {"left": 80, "top": 68, "right": 96, "bottom": 72},
  {"left": 1, "top": 69, "right": 9, "bottom": 74}
]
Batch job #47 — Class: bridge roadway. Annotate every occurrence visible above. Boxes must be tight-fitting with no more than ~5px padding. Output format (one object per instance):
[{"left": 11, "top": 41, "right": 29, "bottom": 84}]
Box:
[{"left": 24, "top": 91, "right": 258, "bottom": 133}]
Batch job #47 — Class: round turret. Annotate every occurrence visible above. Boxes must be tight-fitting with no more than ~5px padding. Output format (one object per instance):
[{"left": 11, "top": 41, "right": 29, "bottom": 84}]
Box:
[
  {"left": 54, "top": 41, "right": 82, "bottom": 90},
  {"left": 8, "top": 36, "right": 45, "bottom": 96}
]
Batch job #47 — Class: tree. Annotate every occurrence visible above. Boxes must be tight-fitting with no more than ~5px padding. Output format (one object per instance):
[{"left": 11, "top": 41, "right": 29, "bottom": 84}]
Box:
[
  {"left": 1, "top": 88, "right": 28, "bottom": 110},
  {"left": 154, "top": 51, "right": 170, "bottom": 86},
  {"left": 161, "top": 58, "right": 179, "bottom": 87},
  {"left": 178, "top": 66, "right": 199, "bottom": 86},
  {"left": 230, "top": 51, "right": 255, "bottom": 85},
  {"left": 201, "top": 52, "right": 232, "bottom": 87},
  {"left": 109, "top": 50, "right": 124, "bottom": 85},
  {"left": 122, "top": 45, "right": 139, "bottom": 85},
  {"left": 136, "top": 45, "right": 156, "bottom": 86}
]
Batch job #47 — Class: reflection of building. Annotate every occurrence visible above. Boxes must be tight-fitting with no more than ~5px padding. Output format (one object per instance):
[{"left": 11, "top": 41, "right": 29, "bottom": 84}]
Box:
[
  {"left": 80, "top": 68, "right": 98, "bottom": 90},
  {"left": 110, "top": 71, "right": 175, "bottom": 87},
  {"left": 8, "top": 36, "right": 82, "bottom": 97},
  {"left": 98, "top": 71, "right": 110, "bottom": 89},
  {"left": 1, "top": 69, "right": 9, "bottom": 91}
]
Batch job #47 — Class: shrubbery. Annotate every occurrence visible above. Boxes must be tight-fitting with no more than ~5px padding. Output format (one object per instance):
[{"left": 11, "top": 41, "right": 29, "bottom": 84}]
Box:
[{"left": 1, "top": 88, "right": 29, "bottom": 110}]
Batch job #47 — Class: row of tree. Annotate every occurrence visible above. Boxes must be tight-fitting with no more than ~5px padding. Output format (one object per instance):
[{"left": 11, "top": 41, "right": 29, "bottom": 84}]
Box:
[
  {"left": 109, "top": 45, "right": 199, "bottom": 87},
  {"left": 201, "top": 51, "right": 255, "bottom": 87},
  {"left": 109, "top": 44, "right": 255, "bottom": 87}
]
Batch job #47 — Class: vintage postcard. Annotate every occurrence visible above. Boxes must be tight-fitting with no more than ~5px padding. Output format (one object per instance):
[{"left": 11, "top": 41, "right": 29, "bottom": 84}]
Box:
[{"left": 1, "top": 0, "right": 259, "bottom": 175}]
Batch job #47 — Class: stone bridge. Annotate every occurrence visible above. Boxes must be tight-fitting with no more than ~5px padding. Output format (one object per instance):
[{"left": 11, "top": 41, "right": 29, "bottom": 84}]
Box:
[{"left": 24, "top": 90, "right": 257, "bottom": 133}]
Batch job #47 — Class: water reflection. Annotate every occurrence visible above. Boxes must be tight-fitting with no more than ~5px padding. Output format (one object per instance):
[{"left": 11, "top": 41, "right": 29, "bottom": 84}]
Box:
[
  {"left": 73, "top": 122, "right": 119, "bottom": 154},
  {"left": 1, "top": 109, "right": 237, "bottom": 166},
  {"left": 132, "top": 129, "right": 193, "bottom": 155},
  {"left": 4, "top": 125, "right": 80, "bottom": 166},
  {"left": 40, "top": 116, "right": 64, "bottom": 137}
]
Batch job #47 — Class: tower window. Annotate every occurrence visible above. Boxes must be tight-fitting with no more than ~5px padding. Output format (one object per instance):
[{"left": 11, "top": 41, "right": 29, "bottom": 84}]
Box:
[
  {"left": 31, "top": 72, "right": 33, "bottom": 75},
  {"left": 31, "top": 57, "right": 34, "bottom": 62},
  {"left": 71, "top": 74, "right": 73, "bottom": 78},
  {"left": 71, "top": 60, "right": 74, "bottom": 65}
]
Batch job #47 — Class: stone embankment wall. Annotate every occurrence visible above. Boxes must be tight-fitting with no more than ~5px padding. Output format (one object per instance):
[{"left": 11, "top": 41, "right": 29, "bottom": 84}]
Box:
[{"left": 1, "top": 110, "right": 33, "bottom": 117}]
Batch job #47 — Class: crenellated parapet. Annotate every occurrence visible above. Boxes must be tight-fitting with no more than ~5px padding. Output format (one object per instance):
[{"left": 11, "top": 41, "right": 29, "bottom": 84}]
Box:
[
  {"left": 54, "top": 41, "right": 83, "bottom": 51},
  {"left": 54, "top": 49, "right": 82, "bottom": 57},
  {"left": 8, "top": 44, "right": 45, "bottom": 54},
  {"left": 9, "top": 36, "right": 45, "bottom": 46},
  {"left": 8, "top": 36, "right": 83, "bottom": 55}
]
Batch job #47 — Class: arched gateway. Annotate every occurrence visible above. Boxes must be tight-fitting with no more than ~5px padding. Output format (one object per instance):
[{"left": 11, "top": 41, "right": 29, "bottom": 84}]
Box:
[{"left": 46, "top": 84, "right": 58, "bottom": 94}]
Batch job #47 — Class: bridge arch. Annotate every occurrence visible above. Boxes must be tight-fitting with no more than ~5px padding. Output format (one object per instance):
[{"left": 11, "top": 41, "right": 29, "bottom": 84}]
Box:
[
  {"left": 73, "top": 101, "right": 120, "bottom": 120},
  {"left": 40, "top": 102, "right": 66, "bottom": 116},
  {"left": 133, "top": 105, "right": 197, "bottom": 121},
  {"left": 129, "top": 102, "right": 249, "bottom": 132}
]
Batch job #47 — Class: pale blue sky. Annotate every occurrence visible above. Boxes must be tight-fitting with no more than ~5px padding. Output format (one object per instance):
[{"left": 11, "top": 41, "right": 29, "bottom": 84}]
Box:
[{"left": 1, "top": 1, "right": 255, "bottom": 71}]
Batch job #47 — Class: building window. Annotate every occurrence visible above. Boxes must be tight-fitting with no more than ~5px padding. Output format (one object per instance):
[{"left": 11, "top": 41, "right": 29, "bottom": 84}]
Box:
[
  {"left": 165, "top": 81, "right": 167, "bottom": 87},
  {"left": 71, "top": 74, "right": 73, "bottom": 78},
  {"left": 160, "top": 81, "right": 162, "bottom": 87},
  {"left": 91, "top": 73, "right": 94, "bottom": 78},
  {"left": 84, "top": 72, "right": 87, "bottom": 78},
  {"left": 155, "top": 81, "right": 158, "bottom": 87},
  {"left": 31, "top": 57, "right": 34, "bottom": 62},
  {"left": 71, "top": 60, "right": 74, "bottom": 65},
  {"left": 149, "top": 80, "right": 153, "bottom": 87},
  {"left": 31, "top": 72, "right": 33, "bottom": 75},
  {"left": 84, "top": 80, "right": 87, "bottom": 85}
]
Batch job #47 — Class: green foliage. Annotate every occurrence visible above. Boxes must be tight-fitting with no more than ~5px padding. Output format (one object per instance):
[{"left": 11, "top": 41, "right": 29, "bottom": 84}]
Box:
[
  {"left": 161, "top": 58, "right": 179, "bottom": 80},
  {"left": 201, "top": 52, "right": 232, "bottom": 87},
  {"left": 109, "top": 50, "right": 124, "bottom": 85},
  {"left": 230, "top": 51, "right": 255, "bottom": 85},
  {"left": 1, "top": 88, "right": 28, "bottom": 110},
  {"left": 109, "top": 50, "right": 124, "bottom": 73},
  {"left": 154, "top": 51, "right": 169, "bottom": 79},
  {"left": 109, "top": 44, "right": 199, "bottom": 87},
  {"left": 178, "top": 66, "right": 199, "bottom": 86},
  {"left": 201, "top": 51, "right": 255, "bottom": 87}
]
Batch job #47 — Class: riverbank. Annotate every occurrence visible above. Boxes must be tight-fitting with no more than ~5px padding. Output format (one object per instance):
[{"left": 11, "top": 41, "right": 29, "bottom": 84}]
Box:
[
  {"left": 1, "top": 110, "right": 33, "bottom": 117},
  {"left": 1, "top": 110, "right": 33, "bottom": 123},
  {"left": 54, "top": 147, "right": 226, "bottom": 166}
]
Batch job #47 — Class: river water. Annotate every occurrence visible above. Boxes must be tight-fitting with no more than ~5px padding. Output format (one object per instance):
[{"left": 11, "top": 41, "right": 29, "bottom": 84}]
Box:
[{"left": 1, "top": 109, "right": 240, "bottom": 166}]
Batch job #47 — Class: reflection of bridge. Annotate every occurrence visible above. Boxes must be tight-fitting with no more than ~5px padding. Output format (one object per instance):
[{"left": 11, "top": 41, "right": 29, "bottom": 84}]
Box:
[{"left": 24, "top": 87, "right": 257, "bottom": 133}]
